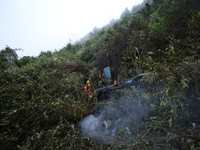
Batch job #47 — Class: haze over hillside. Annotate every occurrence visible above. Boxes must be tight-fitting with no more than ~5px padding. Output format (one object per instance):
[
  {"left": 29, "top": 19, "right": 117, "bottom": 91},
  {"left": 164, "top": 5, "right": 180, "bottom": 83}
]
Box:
[{"left": 0, "top": 0, "right": 144, "bottom": 57}]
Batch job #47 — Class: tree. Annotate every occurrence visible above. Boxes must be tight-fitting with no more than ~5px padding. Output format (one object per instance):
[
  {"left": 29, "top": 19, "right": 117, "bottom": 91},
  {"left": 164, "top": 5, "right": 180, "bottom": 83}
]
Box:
[
  {"left": 38, "top": 50, "right": 53, "bottom": 58},
  {"left": 0, "top": 46, "right": 18, "bottom": 70},
  {"left": 16, "top": 56, "right": 36, "bottom": 67},
  {"left": 120, "top": 7, "right": 130, "bottom": 20}
]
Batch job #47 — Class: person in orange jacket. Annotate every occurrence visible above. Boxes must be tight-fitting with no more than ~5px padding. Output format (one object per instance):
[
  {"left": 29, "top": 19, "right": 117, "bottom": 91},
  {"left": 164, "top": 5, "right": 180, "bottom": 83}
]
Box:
[
  {"left": 83, "top": 80, "right": 93, "bottom": 98},
  {"left": 84, "top": 80, "right": 91, "bottom": 93}
]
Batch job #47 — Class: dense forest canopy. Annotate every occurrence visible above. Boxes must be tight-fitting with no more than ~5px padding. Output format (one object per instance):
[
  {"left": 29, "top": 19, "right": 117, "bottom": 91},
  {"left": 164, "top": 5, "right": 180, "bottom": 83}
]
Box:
[{"left": 1, "top": 0, "right": 200, "bottom": 149}]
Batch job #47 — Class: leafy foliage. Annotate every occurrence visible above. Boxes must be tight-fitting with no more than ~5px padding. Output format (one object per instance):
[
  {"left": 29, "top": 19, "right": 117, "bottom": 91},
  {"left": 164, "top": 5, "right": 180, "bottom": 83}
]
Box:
[
  {"left": 0, "top": 56, "right": 97, "bottom": 149},
  {"left": 0, "top": 46, "right": 19, "bottom": 71},
  {"left": 1, "top": 0, "right": 200, "bottom": 149}
]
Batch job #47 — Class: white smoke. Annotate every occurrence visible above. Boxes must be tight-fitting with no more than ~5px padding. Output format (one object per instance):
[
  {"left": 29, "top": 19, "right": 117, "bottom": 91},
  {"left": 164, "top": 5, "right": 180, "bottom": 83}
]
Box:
[{"left": 79, "top": 94, "right": 150, "bottom": 145}]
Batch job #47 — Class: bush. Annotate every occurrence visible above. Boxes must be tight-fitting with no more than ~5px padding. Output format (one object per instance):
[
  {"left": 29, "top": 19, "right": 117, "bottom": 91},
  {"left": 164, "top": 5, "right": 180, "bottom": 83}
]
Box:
[{"left": 0, "top": 57, "right": 97, "bottom": 149}]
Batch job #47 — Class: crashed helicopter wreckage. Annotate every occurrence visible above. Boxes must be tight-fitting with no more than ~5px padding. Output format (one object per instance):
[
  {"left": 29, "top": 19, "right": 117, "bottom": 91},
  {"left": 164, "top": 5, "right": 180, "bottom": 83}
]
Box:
[
  {"left": 83, "top": 66, "right": 148, "bottom": 99},
  {"left": 95, "top": 73, "right": 148, "bottom": 96}
]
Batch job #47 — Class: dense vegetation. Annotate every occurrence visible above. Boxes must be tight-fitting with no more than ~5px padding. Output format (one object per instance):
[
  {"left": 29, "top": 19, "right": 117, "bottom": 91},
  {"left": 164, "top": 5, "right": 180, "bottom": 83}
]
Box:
[{"left": 1, "top": 0, "right": 200, "bottom": 149}]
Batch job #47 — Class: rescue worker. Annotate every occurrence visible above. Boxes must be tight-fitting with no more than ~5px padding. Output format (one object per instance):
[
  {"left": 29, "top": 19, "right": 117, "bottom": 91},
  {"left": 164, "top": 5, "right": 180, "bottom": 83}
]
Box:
[
  {"left": 86, "top": 80, "right": 91, "bottom": 93},
  {"left": 83, "top": 80, "right": 90, "bottom": 93},
  {"left": 83, "top": 80, "right": 93, "bottom": 98}
]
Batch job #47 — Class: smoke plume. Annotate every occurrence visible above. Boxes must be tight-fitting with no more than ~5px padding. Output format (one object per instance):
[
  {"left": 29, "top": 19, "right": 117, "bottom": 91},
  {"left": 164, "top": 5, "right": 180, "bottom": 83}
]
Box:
[{"left": 79, "top": 93, "right": 149, "bottom": 145}]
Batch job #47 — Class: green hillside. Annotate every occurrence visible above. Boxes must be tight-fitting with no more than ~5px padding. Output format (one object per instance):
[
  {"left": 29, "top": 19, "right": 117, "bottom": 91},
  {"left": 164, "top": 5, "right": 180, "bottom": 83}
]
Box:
[{"left": 1, "top": 0, "right": 200, "bottom": 149}]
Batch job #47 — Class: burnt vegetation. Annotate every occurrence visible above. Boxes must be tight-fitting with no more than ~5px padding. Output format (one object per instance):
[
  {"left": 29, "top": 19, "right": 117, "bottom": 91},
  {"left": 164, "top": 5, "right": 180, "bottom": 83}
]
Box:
[{"left": 0, "top": 0, "right": 200, "bottom": 149}]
